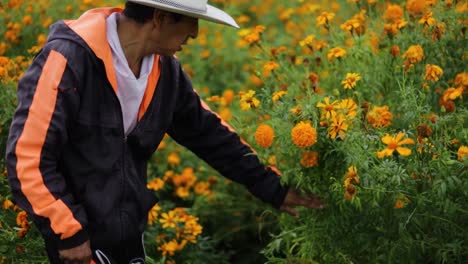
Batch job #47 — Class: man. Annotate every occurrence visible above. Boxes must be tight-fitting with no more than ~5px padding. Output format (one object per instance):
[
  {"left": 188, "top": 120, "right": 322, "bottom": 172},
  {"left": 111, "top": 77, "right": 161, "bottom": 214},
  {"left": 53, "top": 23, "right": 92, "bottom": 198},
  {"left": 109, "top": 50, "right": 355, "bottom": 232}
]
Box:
[{"left": 5, "top": 0, "right": 324, "bottom": 263}]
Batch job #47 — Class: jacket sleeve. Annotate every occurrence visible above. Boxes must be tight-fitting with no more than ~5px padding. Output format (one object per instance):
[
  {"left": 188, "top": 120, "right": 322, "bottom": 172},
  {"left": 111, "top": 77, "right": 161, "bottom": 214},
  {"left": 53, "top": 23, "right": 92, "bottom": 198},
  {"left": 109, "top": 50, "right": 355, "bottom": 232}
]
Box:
[
  {"left": 5, "top": 44, "right": 88, "bottom": 249},
  {"left": 167, "top": 65, "right": 288, "bottom": 208}
]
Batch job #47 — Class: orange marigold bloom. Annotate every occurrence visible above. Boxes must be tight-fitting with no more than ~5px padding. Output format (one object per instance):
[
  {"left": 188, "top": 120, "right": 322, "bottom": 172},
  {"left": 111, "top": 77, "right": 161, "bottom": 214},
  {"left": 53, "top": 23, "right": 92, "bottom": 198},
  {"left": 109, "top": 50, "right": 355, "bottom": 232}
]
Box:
[
  {"left": 402, "top": 45, "right": 424, "bottom": 64},
  {"left": 458, "top": 146, "right": 468, "bottom": 161},
  {"left": 300, "top": 151, "right": 319, "bottom": 167},
  {"left": 327, "top": 47, "right": 346, "bottom": 61},
  {"left": 419, "top": 11, "right": 436, "bottom": 26},
  {"left": 394, "top": 199, "right": 406, "bottom": 209},
  {"left": 454, "top": 72, "right": 468, "bottom": 88},
  {"left": 291, "top": 121, "right": 317, "bottom": 148},
  {"left": 16, "top": 211, "right": 29, "bottom": 229},
  {"left": 345, "top": 166, "right": 360, "bottom": 185},
  {"left": 167, "top": 152, "right": 180, "bottom": 166},
  {"left": 424, "top": 64, "right": 443, "bottom": 82},
  {"left": 366, "top": 105, "right": 393, "bottom": 128},
  {"left": 263, "top": 61, "right": 279, "bottom": 77},
  {"left": 390, "top": 45, "right": 400, "bottom": 57},
  {"left": 384, "top": 4, "right": 404, "bottom": 23},
  {"left": 255, "top": 124, "right": 275, "bottom": 148},
  {"left": 272, "top": 90, "right": 287, "bottom": 103},
  {"left": 442, "top": 87, "right": 463, "bottom": 102},
  {"left": 377, "top": 132, "right": 415, "bottom": 158},
  {"left": 147, "top": 178, "right": 165, "bottom": 191},
  {"left": 344, "top": 183, "right": 357, "bottom": 201},
  {"left": 406, "top": 0, "right": 426, "bottom": 15}
]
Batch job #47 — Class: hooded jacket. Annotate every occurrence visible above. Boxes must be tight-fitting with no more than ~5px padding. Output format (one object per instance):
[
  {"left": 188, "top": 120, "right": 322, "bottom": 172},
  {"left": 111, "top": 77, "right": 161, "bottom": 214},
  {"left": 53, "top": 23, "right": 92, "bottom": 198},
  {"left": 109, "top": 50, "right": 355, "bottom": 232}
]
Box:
[{"left": 5, "top": 8, "right": 288, "bottom": 249}]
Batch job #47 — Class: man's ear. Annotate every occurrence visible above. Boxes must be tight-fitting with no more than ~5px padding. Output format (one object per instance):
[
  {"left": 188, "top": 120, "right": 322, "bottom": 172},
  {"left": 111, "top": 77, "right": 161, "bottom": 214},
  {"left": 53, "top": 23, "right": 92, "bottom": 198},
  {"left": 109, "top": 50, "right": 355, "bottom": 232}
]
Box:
[{"left": 152, "top": 10, "right": 166, "bottom": 27}]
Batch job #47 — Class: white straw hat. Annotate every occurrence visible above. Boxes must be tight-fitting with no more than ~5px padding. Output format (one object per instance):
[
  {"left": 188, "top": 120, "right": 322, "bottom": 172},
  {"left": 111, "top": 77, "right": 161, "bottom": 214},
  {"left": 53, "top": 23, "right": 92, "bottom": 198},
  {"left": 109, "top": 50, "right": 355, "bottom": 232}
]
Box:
[{"left": 127, "top": 0, "right": 239, "bottom": 28}]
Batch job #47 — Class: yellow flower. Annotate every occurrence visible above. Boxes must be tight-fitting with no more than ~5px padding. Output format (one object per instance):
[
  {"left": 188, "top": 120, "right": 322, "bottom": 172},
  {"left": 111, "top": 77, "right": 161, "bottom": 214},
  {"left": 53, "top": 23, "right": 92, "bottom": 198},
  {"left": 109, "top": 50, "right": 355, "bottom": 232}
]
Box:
[
  {"left": 272, "top": 90, "right": 287, "bottom": 103},
  {"left": 2, "top": 199, "right": 14, "bottom": 210},
  {"left": 159, "top": 211, "right": 180, "bottom": 229},
  {"left": 340, "top": 98, "right": 358, "bottom": 119},
  {"left": 419, "top": 11, "right": 436, "bottom": 26},
  {"left": 329, "top": 114, "right": 349, "bottom": 140},
  {"left": 158, "top": 239, "right": 179, "bottom": 256},
  {"left": 299, "top": 34, "right": 315, "bottom": 47},
  {"left": 148, "top": 204, "right": 161, "bottom": 225},
  {"left": 406, "top": 0, "right": 426, "bottom": 15},
  {"left": 255, "top": 124, "right": 275, "bottom": 148},
  {"left": 300, "top": 151, "right": 319, "bottom": 168},
  {"left": 317, "top": 97, "right": 340, "bottom": 120},
  {"left": 402, "top": 45, "right": 424, "bottom": 64},
  {"left": 341, "top": 73, "right": 362, "bottom": 89},
  {"left": 327, "top": 47, "right": 347, "bottom": 61},
  {"left": 366, "top": 105, "right": 393, "bottom": 128},
  {"left": 291, "top": 121, "right": 317, "bottom": 148},
  {"left": 424, "top": 64, "right": 443, "bottom": 82},
  {"left": 458, "top": 146, "right": 468, "bottom": 161},
  {"left": 239, "top": 90, "right": 260, "bottom": 110},
  {"left": 147, "top": 178, "right": 165, "bottom": 191},
  {"left": 316, "top": 12, "right": 335, "bottom": 27},
  {"left": 442, "top": 87, "right": 463, "bottom": 102},
  {"left": 222, "top": 89, "right": 235, "bottom": 105},
  {"left": 290, "top": 105, "right": 302, "bottom": 116},
  {"left": 345, "top": 166, "right": 359, "bottom": 185},
  {"left": 377, "top": 132, "right": 415, "bottom": 158},
  {"left": 16, "top": 211, "right": 29, "bottom": 229}
]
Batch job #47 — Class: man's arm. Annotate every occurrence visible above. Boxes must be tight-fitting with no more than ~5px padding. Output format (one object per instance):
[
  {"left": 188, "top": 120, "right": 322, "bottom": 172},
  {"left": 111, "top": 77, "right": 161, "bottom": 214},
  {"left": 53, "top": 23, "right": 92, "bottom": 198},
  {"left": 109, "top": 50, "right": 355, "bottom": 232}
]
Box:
[
  {"left": 167, "top": 65, "right": 288, "bottom": 208},
  {"left": 5, "top": 45, "right": 89, "bottom": 250}
]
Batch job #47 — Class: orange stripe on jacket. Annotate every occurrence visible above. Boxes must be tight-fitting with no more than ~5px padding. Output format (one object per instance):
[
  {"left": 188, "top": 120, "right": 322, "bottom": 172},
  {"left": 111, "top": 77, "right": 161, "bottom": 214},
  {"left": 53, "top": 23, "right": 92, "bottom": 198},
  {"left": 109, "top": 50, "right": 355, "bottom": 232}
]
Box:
[
  {"left": 15, "top": 50, "right": 82, "bottom": 239},
  {"left": 138, "top": 55, "right": 161, "bottom": 120},
  {"left": 65, "top": 8, "right": 121, "bottom": 93}
]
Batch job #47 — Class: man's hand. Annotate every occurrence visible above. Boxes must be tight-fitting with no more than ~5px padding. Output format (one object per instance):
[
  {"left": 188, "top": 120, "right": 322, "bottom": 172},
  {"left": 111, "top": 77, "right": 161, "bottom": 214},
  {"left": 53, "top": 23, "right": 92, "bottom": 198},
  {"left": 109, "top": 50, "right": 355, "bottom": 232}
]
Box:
[
  {"left": 58, "top": 240, "right": 92, "bottom": 264},
  {"left": 280, "top": 188, "right": 325, "bottom": 217}
]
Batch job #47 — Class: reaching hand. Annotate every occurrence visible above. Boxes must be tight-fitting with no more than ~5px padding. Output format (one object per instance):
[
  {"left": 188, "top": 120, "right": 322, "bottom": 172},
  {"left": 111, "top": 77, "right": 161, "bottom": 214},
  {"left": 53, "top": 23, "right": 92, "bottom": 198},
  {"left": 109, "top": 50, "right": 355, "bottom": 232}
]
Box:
[
  {"left": 279, "top": 188, "right": 325, "bottom": 217},
  {"left": 58, "top": 240, "right": 92, "bottom": 264}
]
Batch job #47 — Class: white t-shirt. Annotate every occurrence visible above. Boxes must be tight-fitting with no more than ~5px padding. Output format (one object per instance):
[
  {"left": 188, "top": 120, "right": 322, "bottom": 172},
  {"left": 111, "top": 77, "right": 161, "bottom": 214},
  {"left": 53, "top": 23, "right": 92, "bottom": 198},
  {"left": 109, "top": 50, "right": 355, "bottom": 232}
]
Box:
[{"left": 106, "top": 12, "right": 155, "bottom": 135}]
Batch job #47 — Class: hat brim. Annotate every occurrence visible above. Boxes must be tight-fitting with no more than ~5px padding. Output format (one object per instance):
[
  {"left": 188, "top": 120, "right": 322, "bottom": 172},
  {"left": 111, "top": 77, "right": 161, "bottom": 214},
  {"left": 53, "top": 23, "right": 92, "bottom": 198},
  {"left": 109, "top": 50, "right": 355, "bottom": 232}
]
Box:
[{"left": 127, "top": 0, "right": 239, "bottom": 28}]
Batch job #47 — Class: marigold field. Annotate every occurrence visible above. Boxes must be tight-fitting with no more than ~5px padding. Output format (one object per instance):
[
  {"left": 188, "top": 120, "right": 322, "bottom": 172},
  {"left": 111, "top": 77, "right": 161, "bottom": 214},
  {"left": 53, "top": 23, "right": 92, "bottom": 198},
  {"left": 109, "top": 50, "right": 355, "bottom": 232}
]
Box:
[{"left": 0, "top": 0, "right": 467, "bottom": 263}]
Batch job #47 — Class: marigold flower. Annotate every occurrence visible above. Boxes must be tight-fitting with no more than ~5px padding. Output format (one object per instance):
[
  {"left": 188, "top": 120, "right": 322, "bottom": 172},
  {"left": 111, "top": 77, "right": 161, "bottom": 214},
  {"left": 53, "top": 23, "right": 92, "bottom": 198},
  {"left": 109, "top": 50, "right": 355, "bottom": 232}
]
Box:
[
  {"left": 402, "top": 45, "right": 424, "bottom": 64},
  {"left": 316, "top": 12, "right": 335, "bottom": 27},
  {"left": 272, "top": 90, "right": 287, "bottom": 103},
  {"left": 16, "top": 211, "right": 29, "bottom": 229},
  {"left": 390, "top": 45, "right": 401, "bottom": 57},
  {"left": 419, "top": 11, "right": 436, "bottom": 26},
  {"left": 384, "top": 4, "right": 404, "bottom": 23},
  {"left": 222, "top": 89, "right": 235, "bottom": 105},
  {"left": 327, "top": 47, "right": 346, "bottom": 61},
  {"left": 344, "top": 183, "right": 357, "bottom": 201},
  {"left": 377, "top": 132, "right": 415, "bottom": 158},
  {"left": 406, "top": 0, "right": 426, "bottom": 15},
  {"left": 239, "top": 90, "right": 260, "bottom": 110},
  {"left": 194, "top": 181, "right": 211, "bottom": 196},
  {"left": 442, "top": 87, "right": 463, "bottom": 102},
  {"left": 341, "top": 73, "right": 362, "bottom": 89},
  {"left": 300, "top": 151, "right": 319, "bottom": 167},
  {"left": 148, "top": 204, "right": 161, "bottom": 225},
  {"left": 167, "top": 152, "right": 180, "bottom": 166},
  {"left": 366, "top": 105, "right": 393, "bottom": 128},
  {"left": 290, "top": 105, "right": 302, "bottom": 116},
  {"left": 424, "top": 64, "right": 443, "bottom": 82},
  {"left": 317, "top": 97, "right": 340, "bottom": 120},
  {"left": 158, "top": 239, "right": 179, "bottom": 256},
  {"left": 417, "top": 123, "right": 433, "bottom": 138},
  {"left": 147, "top": 178, "right": 165, "bottom": 191},
  {"left": 394, "top": 198, "right": 406, "bottom": 209},
  {"left": 329, "top": 114, "right": 349, "bottom": 140},
  {"left": 458, "top": 146, "right": 468, "bottom": 161},
  {"left": 432, "top": 22, "right": 446, "bottom": 41},
  {"left": 219, "top": 108, "right": 232, "bottom": 121},
  {"left": 340, "top": 98, "right": 358, "bottom": 119},
  {"left": 299, "top": 34, "right": 315, "bottom": 47},
  {"left": 160, "top": 211, "right": 180, "bottom": 229},
  {"left": 291, "top": 121, "right": 318, "bottom": 148},
  {"left": 255, "top": 124, "right": 275, "bottom": 148},
  {"left": 345, "top": 166, "right": 360, "bottom": 185},
  {"left": 454, "top": 72, "right": 468, "bottom": 88},
  {"left": 262, "top": 61, "right": 279, "bottom": 77},
  {"left": 2, "top": 199, "right": 14, "bottom": 210}
]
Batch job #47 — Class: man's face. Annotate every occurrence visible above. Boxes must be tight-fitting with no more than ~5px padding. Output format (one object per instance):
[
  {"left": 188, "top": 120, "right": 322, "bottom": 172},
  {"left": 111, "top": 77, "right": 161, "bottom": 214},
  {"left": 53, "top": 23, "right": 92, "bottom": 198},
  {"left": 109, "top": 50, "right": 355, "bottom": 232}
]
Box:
[{"left": 151, "top": 13, "right": 199, "bottom": 56}]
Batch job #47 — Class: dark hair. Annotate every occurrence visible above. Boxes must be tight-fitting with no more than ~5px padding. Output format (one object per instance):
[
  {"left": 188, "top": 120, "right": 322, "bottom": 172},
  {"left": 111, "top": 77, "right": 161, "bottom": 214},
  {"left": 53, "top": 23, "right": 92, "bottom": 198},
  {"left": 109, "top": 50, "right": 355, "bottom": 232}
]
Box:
[{"left": 123, "top": 2, "right": 185, "bottom": 24}]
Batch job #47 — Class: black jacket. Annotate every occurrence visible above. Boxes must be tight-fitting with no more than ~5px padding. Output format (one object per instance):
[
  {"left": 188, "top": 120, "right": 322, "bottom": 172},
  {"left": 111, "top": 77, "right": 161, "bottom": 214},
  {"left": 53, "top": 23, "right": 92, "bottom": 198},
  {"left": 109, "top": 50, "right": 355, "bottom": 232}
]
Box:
[{"left": 5, "top": 8, "right": 287, "bottom": 250}]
